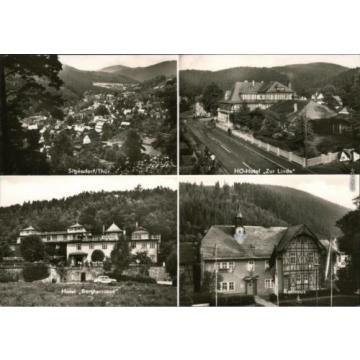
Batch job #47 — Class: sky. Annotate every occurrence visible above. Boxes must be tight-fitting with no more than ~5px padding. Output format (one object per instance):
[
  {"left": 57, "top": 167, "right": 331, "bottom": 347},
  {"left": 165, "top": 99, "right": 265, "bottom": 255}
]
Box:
[
  {"left": 179, "top": 55, "right": 360, "bottom": 71},
  {"left": 59, "top": 55, "right": 177, "bottom": 71},
  {"left": 0, "top": 176, "right": 178, "bottom": 207},
  {"left": 180, "top": 175, "right": 358, "bottom": 209}
]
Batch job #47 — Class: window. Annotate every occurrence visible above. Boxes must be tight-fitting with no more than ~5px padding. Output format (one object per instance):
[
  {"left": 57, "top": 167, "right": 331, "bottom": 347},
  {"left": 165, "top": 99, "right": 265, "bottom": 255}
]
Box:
[
  {"left": 308, "top": 252, "right": 314, "bottom": 264},
  {"left": 219, "top": 262, "right": 229, "bottom": 270},
  {"left": 290, "top": 252, "right": 296, "bottom": 264},
  {"left": 141, "top": 242, "right": 146, "bottom": 249},
  {"left": 296, "top": 273, "right": 301, "bottom": 283},
  {"left": 303, "top": 273, "right": 308, "bottom": 284},
  {"left": 247, "top": 260, "right": 255, "bottom": 271},
  {"left": 102, "top": 244, "right": 107, "bottom": 250},
  {"left": 218, "top": 261, "right": 235, "bottom": 271},
  {"left": 89, "top": 243, "right": 94, "bottom": 249},
  {"left": 76, "top": 244, "right": 81, "bottom": 250},
  {"left": 265, "top": 260, "right": 270, "bottom": 270},
  {"left": 229, "top": 282, "right": 235, "bottom": 291},
  {"left": 47, "top": 235, "right": 51, "bottom": 241},
  {"left": 150, "top": 242, "right": 156, "bottom": 249},
  {"left": 131, "top": 242, "right": 136, "bottom": 249},
  {"left": 221, "top": 282, "right": 228, "bottom": 291},
  {"left": 265, "top": 279, "right": 274, "bottom": 289}
]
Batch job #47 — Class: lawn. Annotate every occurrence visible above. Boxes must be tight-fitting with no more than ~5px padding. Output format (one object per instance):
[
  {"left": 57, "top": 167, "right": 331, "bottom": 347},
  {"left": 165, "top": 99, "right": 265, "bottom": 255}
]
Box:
[
  {"left": 280, "top": 295, "right": 360, "bottom": 307},
  {"left": 0, "top": 281, "right": 177, "bottom": 307}
]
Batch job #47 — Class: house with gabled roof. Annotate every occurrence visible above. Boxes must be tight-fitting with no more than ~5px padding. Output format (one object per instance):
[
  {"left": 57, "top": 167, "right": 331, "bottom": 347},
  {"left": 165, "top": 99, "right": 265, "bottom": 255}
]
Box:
[
  {"left": 218, "top": 80, "right": 295, "bottom": 125},
  {"left": 200, "top": 210, "right": 327, "bottom": 296}
]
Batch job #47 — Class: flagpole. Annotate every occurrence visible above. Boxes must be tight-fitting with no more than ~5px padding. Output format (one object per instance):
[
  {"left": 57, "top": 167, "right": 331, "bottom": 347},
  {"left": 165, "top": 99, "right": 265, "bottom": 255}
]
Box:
[
  {"left": 330, "top": 239, "right": 333, "bottom": 307},
  {"left": 275, "top": 258, "right": 279, "bottom": 306}
]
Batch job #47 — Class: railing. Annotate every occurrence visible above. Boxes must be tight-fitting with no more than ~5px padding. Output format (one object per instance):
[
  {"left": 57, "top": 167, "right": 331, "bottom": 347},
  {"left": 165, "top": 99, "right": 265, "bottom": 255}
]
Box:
[{"left": 216, "top": 123, "right": 339, "bottom": 168}]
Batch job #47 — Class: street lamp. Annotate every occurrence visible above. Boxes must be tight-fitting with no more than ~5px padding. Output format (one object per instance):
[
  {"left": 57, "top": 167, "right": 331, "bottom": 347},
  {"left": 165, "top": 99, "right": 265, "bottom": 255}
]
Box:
[{"left": 314, "top": 263, "right": 320, "bottom": 306}]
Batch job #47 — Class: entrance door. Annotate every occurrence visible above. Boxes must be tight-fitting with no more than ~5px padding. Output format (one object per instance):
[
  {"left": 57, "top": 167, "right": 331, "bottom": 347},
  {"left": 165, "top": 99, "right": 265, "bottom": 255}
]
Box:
[
  {"left": 246, "top": 280, "right": 257, "bottom": 296},
  {"left": 80, "top": 272, "right": 86, "bottom": 282}
]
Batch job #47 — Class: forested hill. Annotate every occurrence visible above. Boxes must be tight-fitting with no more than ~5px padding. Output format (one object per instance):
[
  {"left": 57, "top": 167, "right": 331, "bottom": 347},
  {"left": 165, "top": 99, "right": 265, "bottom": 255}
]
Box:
[
  {"left": 180, "top": 182, "right": 349, "bottom": 242},
  {"left": 180, "top": 62, "right": 349, "bottom": 98},
  {"left": 0, "top": 187, "right": 176, "bottom": 257},
  {"left": 101, "top": 61, "right": 177, "bottom": 82}
]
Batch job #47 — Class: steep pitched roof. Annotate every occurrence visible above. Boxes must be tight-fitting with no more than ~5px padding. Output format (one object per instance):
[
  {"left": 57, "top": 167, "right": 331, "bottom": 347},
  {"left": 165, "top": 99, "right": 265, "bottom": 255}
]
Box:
[
  {"left": 201, "top": 225, "right": 287, "bottom": 260},
  {"left": 106, "top": 222, "right": 122, "bottom": 233},
  {"left": 224, "top": 80, "right": 293, "bottom": 104},
  {"left": 274, "top": 224, "right": 322, "bottom": 253},
  {"left": 201, "top": 224, "right": 325, "bottom": 261}
]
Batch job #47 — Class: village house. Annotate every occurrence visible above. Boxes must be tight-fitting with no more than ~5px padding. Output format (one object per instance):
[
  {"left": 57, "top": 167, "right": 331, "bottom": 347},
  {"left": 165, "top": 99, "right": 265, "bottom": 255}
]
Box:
[
  {"left": 218, "top": 80, "right": 295, "bottom": 125},
  {"left": 200, "top": 210, "right": 329, "bottom": 296},
  {"left": 194, "top": 101, "right": 210, "bottom": 118}
]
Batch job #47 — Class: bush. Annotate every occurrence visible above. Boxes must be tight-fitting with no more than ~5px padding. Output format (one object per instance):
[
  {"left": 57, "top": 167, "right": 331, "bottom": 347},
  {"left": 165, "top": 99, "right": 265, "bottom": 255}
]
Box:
[
  {"left": 192, "top": 292, "right": 211, "bottom": 305},
  {"left": 91, "top": 250, "right": 105, "bottom": 262},
  {"left": 108, "top": 272, "right": 156, "bottom": 284},
  {"left": 0, "top": 270, "right": 19, "bottom": 283},
  {"left": 191, "top": 293, "right": 255, "bottom": 306},
  {"left": 213, "top": 294, "right": 254, "bottom": 306},
  {"left": 20, "top": 235, "right": 45, "bottom": 262},
  {"left": 23, "top": 263, "right": 49, "bottom": 282}
]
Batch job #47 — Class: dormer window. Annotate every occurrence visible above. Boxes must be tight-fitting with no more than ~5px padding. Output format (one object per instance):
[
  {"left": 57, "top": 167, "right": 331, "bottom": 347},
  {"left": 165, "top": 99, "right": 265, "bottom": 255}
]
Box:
[{"left": 247, "top": 260, "right": 255, "bottom": 271}]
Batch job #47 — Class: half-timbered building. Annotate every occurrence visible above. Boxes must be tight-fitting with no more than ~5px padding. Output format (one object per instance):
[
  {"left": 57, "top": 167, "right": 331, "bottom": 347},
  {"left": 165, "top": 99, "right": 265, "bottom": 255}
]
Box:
[
  {"left": 218, "top": 80, "right": 295, "bottom": 125},
  {"left": 200, "top": 211, "right": 327, "bottom": 296}
]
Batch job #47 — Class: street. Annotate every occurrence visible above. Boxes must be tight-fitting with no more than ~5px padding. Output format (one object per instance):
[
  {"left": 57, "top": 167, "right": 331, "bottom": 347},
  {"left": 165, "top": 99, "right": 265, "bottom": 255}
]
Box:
[{"left": 185, "top": 118, "right": 312, "bottom": 174}]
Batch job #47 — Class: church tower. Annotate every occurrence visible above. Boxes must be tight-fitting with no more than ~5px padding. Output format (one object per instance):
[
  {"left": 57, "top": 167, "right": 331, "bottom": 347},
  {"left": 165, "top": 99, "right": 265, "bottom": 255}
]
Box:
[{"left": 234, "top": 209, "right": 246, "bottom": 244}]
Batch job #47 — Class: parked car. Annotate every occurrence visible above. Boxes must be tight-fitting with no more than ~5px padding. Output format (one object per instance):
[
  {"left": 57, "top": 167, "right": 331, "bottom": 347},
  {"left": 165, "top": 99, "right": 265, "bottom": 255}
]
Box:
[{"left": 93, "top": 275, "right": 117, "bottom": 284}]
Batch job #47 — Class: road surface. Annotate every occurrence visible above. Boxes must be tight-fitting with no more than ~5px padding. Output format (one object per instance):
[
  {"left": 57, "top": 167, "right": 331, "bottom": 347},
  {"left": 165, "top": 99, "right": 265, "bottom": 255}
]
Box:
[{"left": 185, "top": 119, "right": 312, "bottom": 174}]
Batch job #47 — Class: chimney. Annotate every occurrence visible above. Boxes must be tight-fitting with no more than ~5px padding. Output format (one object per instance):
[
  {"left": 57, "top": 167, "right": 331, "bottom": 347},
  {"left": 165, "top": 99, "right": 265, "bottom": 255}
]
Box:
[
  {"left": 135, "top": 221, "right": 138, "bottom": 229},
  {"left": 102, "top": 225, "right": 105, "bottom": 233},
  {"left": 293, "top": 102, "right": 298, "bottom": 113},
  {"left": 252, "top": 80, "right": 255, "bottom": 86}
]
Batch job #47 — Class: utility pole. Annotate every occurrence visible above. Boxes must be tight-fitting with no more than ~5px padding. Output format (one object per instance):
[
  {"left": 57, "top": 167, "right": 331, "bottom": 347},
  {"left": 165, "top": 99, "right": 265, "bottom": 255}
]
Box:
[
  {"left": 303, "top": 115, "right": 308, "bottom": 167},
  {"left": 275, "top": 258, "right": 280, "bottom": 306},
  {"left": 215, "top": 244, "right": 218, "bottom": 307}
]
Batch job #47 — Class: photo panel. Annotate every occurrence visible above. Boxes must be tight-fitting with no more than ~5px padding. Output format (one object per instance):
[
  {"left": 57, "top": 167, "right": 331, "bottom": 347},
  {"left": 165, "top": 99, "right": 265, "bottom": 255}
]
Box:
[
  {"left": 0, "top": 175, "right": 178, "bottom": 306},
  {"left": 0, "top": 55, "right": 177, "bottom": 175},
  {"left": 180, "top": 174, "right": 360, "bottom": 306},
  {"left": 179, "top": 55, "right": 360, "bottom": 175}
]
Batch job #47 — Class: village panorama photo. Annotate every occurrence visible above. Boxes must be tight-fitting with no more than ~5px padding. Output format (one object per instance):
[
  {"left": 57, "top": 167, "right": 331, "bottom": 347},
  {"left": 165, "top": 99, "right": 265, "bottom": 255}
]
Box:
[
  {"left": 180, "top": 55, "right": 360, "bottom": 174},
  {"left": 180, "top": 174, "right": 360, "bottom": 306},
  {"left": 0, "top": 55, "right": 177, "bottom": 175},
  {"left": 0, "top": 176, "right": 177, "bottom": 306}
]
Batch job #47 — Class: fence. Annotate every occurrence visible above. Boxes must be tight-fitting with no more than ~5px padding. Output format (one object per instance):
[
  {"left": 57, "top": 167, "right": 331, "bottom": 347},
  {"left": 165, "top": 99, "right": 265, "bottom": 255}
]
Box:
[{"left": 216, "top": 122, "right": 339, "bottom": 168}]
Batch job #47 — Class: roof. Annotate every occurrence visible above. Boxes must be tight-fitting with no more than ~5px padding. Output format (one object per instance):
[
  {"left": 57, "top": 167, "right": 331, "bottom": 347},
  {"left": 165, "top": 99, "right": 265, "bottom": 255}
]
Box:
[
  {"left": 69, "top": 223, "right": 84, "bottom": 228},
  {"left": 132, "top": 226, "right": 149, "bottom": 234},
  {"left": 22, "top": 226, "right": 35, "bottom": 231},
  {"left": 201, "top": 224, "right": 325, "bottom": 261},
  {"left": 201, "top": 225, "right": 288, "bottom": 260},
  {"left": 106, "top": 222, "right": 122, "bottom": 233},
  {"left": 295, "top": 100, "right": 337, "bottom": 121},
  {"left": 274, "top": 224, "right": 322, "bottom": 253},
  {"left": 224, "top": 81, "right": 294, "bottom": 104}
]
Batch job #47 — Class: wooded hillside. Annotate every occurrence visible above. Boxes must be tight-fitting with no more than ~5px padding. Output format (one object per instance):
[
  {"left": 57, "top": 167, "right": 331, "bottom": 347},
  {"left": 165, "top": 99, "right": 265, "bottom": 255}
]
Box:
[{"left": 180, "top": 182, "right": 349, "bottom": 243}]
